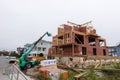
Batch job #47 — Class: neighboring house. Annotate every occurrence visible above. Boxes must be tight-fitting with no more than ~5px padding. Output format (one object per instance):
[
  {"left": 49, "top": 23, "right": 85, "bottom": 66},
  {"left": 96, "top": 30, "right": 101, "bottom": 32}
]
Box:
[
  {"left": 17, "top": 45, "right": 31, "bottom": 56},
  {"left": 116, "top": 44, "right": 120, "bottom": 56},
  {"left": 24, "top": 40, "right": 52, "bottom": 57},
  {"left": 108, "top": 46, "right": 117, "bottom": 56},
  {"left": 17, "top": 47, "right": 24, "bottom": 55},
  {"left": 108, "top": 44, "right": 120, "bottom": 56},
  {"left": 24, "top": 43, "right": 32, "bottom": 51}
]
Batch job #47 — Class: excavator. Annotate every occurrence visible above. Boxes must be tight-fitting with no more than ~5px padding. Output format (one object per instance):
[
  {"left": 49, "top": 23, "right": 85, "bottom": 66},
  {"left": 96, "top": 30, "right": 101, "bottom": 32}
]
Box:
[{"left": 19, "top": 32, "right": 51, "bottom": 70}]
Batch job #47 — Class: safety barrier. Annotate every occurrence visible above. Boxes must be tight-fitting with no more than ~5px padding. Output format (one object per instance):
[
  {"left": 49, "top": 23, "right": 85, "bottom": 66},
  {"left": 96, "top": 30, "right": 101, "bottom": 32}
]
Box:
[{"left": 5, "top": 64, "right": 31, "bottom": 80}]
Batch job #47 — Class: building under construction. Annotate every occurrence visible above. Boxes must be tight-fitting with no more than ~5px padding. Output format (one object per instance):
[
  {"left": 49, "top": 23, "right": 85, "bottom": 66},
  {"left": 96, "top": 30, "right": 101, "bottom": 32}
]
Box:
[{"left": 48, "top": 21, "right": 108, "bottom": 63}]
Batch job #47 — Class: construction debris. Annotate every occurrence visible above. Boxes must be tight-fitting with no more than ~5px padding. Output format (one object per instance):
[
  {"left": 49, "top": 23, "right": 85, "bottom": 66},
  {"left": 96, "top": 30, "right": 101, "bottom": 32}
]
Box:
[{"left": 38, "top": 59, "right": 69, "bottom": 80}]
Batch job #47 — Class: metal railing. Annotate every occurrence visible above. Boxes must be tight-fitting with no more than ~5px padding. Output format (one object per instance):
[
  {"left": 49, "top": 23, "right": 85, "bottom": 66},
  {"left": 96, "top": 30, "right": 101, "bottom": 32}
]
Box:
[{"left": 5, "top": 64, "right": 31, "bottom": 80}]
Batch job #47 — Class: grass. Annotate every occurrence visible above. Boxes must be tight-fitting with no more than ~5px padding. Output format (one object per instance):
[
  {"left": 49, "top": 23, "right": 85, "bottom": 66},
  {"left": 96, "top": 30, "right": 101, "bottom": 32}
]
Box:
[
  {"left": 100, "top": 64, "right": 113, "bottom": 69},
  {"left": 99, "top": 63, "right": 120, "bottom": 69},
  {"left": 101, "top": 63, "right": 120, "bottom": 80},
  {"left": 81, "top": 70, "right": 99, "bottom": 80},
  {"left": 68, "top": 71, "right": 78, "bottom": 80},
  {"left": 112, "top": 63, "right": 120, "bottom": 69},
  {"left": 80, "top": 69, "right": 120, "bottom": 80},
  {"left": 101, "top": 71, "right": 120, "bottom": 80}
]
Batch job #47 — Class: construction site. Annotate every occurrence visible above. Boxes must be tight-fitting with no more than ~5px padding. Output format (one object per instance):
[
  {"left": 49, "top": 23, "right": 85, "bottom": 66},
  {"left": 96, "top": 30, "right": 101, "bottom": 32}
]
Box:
[
  {"left": 20, "top": 21, "right": 120, "bottom": 80},
  {"left": 4, "top": 21, "right": 120, "bottom": 80},
  {"left": 1, "top": 0, "right": 120, "bottom": 80}
]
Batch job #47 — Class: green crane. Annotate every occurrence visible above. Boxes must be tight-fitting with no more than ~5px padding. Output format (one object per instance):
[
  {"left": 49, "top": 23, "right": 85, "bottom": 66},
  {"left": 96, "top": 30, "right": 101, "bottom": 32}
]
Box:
[{"left": 19, "top": 32, "right": 51, "bottom": 70}]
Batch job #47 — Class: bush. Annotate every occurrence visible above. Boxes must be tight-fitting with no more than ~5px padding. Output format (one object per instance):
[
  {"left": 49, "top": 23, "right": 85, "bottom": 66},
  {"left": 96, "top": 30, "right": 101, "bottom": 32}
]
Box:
[{"left": 113, "top": 63, "right": 120, "bottom": 69}]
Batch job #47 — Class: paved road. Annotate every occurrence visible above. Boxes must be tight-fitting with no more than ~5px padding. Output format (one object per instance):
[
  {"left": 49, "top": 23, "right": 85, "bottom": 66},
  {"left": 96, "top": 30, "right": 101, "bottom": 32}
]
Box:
[{"left": 0, "top": 56, "right": 10, "bottom": 80}]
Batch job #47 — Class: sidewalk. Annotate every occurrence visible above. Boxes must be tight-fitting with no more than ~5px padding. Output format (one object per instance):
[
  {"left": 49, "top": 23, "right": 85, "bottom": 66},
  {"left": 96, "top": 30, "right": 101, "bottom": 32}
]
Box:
[
  {"left": 0, "top": 74, "right": 9, "bottom": 80},
  {"left": 0, "top": 68, "right": 10, "bottom": 80}
]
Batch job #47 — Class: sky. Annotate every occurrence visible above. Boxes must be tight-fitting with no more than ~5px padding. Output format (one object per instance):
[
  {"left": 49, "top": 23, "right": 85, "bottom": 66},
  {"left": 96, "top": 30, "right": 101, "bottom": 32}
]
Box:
[{"left": 0, "top": 0, "right": 120, "bottom": 51}]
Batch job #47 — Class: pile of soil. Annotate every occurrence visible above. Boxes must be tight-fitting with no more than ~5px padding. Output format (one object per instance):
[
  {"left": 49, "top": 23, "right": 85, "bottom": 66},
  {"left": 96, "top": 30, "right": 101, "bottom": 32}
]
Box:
[{"left": 26, "top": 66, "right": 40, "bottom": 80}]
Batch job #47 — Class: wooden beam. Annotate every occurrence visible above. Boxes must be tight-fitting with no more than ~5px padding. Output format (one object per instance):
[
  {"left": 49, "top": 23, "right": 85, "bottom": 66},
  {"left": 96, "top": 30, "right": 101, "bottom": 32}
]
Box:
[
  {"left": 72, "top": 44, "right": 74, "bottom": 57},
  {"left": 72, "top": 30, "right": 86, "bottom": 36},
  {"left": 74, "top": 72, "right": 87, "bottom": 79},
  {"left": 76, "top": 68, "right": 120, "bottom": 72}
]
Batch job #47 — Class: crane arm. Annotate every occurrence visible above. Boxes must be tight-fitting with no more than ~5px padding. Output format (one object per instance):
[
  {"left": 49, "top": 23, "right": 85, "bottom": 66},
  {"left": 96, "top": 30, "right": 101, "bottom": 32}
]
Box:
[{"left": 20, "top": 32, "right": 51, "bottom": 60}]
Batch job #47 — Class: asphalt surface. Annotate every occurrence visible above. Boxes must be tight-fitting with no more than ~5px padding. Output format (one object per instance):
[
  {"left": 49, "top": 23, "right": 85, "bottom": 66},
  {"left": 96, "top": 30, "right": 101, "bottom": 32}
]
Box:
[{"left": 0, "top": 56, "right": 10, "bottom": 80}]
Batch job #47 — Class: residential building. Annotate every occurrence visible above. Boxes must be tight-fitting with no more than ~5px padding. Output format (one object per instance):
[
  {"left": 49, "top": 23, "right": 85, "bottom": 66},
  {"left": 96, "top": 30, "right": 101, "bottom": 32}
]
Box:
[
  {"left": 108, "top": 46, "right": 117, "bottom": 56},
  {"left": 116, "top": 44, "right": 120, "bottom": 56},
  {"left": 48, "top": 21, "right": 108, "bottom": 59},
  {"left": 108, "top": 43, "right": 120, "bottom": 56},
  {"left": 17, "top": 47, "right": 24, "bottom": 55},
  {"left": 24, "top": 40, "right": 52, "bottom": 57}
]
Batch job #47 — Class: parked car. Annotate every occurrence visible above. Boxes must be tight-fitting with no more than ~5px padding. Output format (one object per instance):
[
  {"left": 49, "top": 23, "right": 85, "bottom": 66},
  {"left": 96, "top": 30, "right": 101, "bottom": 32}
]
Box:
[
  {"left": 5, "top": 56, "right": 9, "bottom": 59},
  {"left": 9, "top": 57, "right": 16, "bottom": 64}
]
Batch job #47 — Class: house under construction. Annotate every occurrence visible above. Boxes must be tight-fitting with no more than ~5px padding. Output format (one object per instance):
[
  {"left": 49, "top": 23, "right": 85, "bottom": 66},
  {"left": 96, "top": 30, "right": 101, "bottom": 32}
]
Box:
[{"left": 48, "top": 21, "right": 108, "bottom": 61}]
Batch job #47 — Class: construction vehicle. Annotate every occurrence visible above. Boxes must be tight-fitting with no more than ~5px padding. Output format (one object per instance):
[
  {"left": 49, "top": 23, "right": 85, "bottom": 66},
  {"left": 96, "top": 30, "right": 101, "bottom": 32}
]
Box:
[
  {"left": 19, "top": 32, "right": 51, "bottom": 70},
  {"left": 32, "top": 53, "right": 45, "bottom": 61}
]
